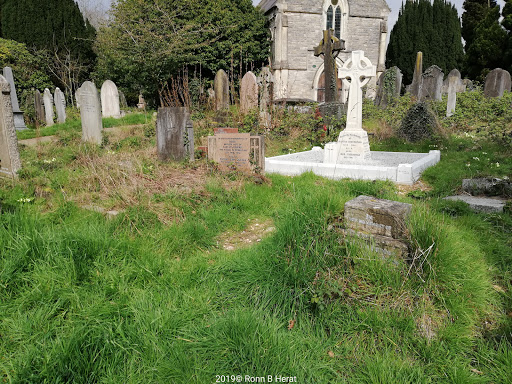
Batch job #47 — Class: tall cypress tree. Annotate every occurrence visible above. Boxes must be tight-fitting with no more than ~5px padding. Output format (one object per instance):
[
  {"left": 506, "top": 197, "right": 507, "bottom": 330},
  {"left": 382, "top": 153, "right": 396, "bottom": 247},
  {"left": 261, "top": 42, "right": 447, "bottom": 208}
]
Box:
[
  {"left": 463, "top": 1, "right": 507, "bottom": 80},
  {"left": 386, "top": 0, "right": 464, "bottom": 84}
]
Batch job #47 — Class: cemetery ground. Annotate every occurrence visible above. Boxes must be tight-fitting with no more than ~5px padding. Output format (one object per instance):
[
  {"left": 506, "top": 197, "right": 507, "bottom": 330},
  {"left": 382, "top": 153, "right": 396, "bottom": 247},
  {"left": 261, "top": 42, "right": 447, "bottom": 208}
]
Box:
[{"left": 1, "top": 94, "right": 512, "bottom": 383}]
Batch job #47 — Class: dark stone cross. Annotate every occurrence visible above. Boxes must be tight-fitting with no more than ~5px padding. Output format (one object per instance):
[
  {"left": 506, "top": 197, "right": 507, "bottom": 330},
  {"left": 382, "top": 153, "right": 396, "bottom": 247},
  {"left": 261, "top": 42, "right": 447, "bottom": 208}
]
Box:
[{"left": 314, "top": 29, "right": 345, "bottom": 103}]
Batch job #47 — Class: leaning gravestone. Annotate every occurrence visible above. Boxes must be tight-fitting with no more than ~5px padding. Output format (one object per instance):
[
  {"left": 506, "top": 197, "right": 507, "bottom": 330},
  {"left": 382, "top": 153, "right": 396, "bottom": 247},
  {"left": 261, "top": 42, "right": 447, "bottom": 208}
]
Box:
[
  {"left": 156, "top": 107, "right": 194, "bottom": 161},
  {"left": 483, "top": 68, "right": 511, "bottom": 98},
  {"left": 43, "top": 88, "right": 54, "bottom": 126},
  {"left": 78, "top": 81, "right": 103, "bottom": 144},
  {"left": 324, "top": 50, "right": 376, "bottom": 163},
  {"left": 0, "top": 75, "right": 22, "bottom": 177},
  {"left": 446, "top": 69, "right": 461, "bottom": 117},
  {"left": 420, "top": 65, "right": 443, "bottom": 101},
  {"left": 3, "top": 67, "right": 27, "bottom": 130},
  {"left": 54, "top": 87, "right": 66, "bottom": 123},
  {"left": 118, "top": 90, "right": 128, "bottom": 108},
  {"left": 34, "top": 90, "right": 45, "bottom": 123},
  {"left": 240, "top": 71, "right": 258, "bottom": 114},
  {"left": 100, "top": 80, "right": 121, "bottom": 118},
  {"left": 375, "top": 66, "right": 402, "bottom": 108}
]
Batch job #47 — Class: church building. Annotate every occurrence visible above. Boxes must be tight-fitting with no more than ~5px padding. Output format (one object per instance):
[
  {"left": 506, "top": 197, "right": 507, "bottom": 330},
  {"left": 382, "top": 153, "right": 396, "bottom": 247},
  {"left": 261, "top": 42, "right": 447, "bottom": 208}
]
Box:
[{"left": 258, "top": 0, "right": 391, "bottom": 102}]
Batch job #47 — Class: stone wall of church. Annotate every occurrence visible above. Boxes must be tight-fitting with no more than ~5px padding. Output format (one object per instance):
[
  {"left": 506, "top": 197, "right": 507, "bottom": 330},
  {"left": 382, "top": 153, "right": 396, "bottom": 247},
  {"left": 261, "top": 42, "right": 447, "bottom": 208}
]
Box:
[{"left": 345, "top": 17, "right": 382, "bottom": 69}]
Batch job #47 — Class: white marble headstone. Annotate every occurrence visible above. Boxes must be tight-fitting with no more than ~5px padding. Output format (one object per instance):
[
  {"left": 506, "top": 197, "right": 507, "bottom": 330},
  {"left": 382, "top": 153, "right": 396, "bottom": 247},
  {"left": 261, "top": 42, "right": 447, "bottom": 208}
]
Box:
[
  {"left": 100, "top": 80, "right": 121, "bottom": 118},
  {"left": 79, "top": 81, "right": 103, "bottom": 144},
  {"left": 54, "top": 87, "right": 66, "bottom": 123},
  {"left": 43, "top": 88, "right": 54, "bottom": 127}
]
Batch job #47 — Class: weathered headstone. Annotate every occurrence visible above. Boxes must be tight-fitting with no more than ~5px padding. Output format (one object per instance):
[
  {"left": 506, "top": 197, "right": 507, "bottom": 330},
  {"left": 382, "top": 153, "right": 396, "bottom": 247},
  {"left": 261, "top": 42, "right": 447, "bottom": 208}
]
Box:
[
  {"left": 156, "top": 107, "right": 194, "bottom": 161},
  {"left": 324, "top": 50, "right": 376, "bottom": 163},
  {"left": 3, "top": 67, "right": 27, "bottom": 131},
  {"left": 100, "top": 80, "right": 121, "bottom": 118},
  {"left": 43, "top": 88, "right": 54, "bottom": 126},
  {"left": 483, "top": 68, "right": 511, "bottom": 98},
  {"left": 420, "top": 65, "right": 443, "bottom": 101},
  {"left": 446, "top": 69, "right": 461, "bottom": 117},
  {"left": 258, "top": 67, "right": 273, "bottom": 128},
  {"left": 208, "top": 133, "right": 265, "bottom": 173},
  {"left": 409, "top": 52, "right": 423, "bottom": 99},
  {"left": 214, "top": 69, "right": 229, "bottom": 111},
  {"left": 342, "top": 195, "right": 412, "bottom": 258},
  {"left": 34, "top": 90, "right": 45, "bottom": 123},
  {"left": 0, "top": 75, "right": 22, "bottom": 177},
  {"left": 240, "top": 71, "right": 259, "bottom": 114},
  {"left": 54, "top": 87, "right": 67, "bottom": 123},
  {"left": 78, "top": 81, "right": 103, "bottom": 144},
  {"left": 118, "top": 90, "right": 128, "bottom": 108},
  {"left": 314, "top": 29, "right": 345, "bottom": 103},
  {"left": 137, "top": 94, "right": 146, "bottom": 109},
  {"left": 75, "top": 88, "right": 82, "bottom": 109},
  {"left": 375, "top": 66, "right": 402, "bottom": 108}
]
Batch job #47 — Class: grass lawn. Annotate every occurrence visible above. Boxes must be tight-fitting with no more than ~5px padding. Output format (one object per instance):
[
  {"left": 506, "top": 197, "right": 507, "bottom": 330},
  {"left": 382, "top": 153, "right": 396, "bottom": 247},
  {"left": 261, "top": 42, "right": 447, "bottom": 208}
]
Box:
[{"left": 1, "top": 104, "right": 511, "bottom": 383}]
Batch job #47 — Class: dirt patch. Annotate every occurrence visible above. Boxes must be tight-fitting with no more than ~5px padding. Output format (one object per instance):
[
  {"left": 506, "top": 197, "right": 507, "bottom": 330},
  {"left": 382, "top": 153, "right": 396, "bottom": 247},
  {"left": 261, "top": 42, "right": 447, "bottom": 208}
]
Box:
[{"left": 218, "top": 218, "right": 275, "bottom": 251}]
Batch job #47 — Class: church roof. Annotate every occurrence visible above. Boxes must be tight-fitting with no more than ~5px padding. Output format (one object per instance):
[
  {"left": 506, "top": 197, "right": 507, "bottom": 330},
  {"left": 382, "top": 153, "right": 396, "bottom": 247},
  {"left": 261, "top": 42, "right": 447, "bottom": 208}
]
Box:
[{"left": 257, "top": 0, "right": 390, "bottom": 17}]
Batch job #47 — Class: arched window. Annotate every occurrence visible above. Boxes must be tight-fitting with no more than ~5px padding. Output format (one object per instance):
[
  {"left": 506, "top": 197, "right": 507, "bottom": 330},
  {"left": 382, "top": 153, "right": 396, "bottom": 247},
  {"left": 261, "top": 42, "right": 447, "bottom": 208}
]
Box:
[{"left": 323, "top": 0, "right": 348, "bottom": 41}]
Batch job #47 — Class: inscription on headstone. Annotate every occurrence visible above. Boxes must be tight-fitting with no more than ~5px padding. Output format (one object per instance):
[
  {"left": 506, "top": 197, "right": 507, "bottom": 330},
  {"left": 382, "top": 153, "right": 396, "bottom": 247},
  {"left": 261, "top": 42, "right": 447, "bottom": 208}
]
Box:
[
  {"left": 54, "top": 87, "right": 67, "bottom": 123},
  {"left": 79, "top": 81, "right": 103, "bottom": 144},
  {"left": 43, "top": 88, "right": 54, "bottom": 126},
  {"left": 208, "top": 133, "right": 265, "bottom": 172},
  {"left": 0, "top": 75, "right": 21, "bottom": 177}
]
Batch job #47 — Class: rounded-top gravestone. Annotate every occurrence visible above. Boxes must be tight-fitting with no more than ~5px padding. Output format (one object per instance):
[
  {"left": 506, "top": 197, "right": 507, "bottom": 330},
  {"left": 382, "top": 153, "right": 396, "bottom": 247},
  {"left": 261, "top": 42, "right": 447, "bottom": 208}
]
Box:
[
  {"left": 240, "top": 71, "right": 258, "bottom": 114},
  {"left": 79, "top": 81, "right": 103, "bottom": 144},
  {"left": 214, "top": 69, "right": 229, "bottom": 111},
  {"left": 100, "top": 80, "right": 121, "bottom": 118},
  {"left": 54, "top": 87, "right": 67, "bottom": 124},
  {"left": 484, "top": 68, "right": 511, "bottom": 98}
]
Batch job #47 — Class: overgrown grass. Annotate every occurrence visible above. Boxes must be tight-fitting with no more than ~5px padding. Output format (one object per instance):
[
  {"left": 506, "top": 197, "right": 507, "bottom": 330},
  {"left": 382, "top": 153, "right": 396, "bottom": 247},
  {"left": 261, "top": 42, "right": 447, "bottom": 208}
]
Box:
[{"left": 1, "top": 98, "right": 511, "bottom": 383}]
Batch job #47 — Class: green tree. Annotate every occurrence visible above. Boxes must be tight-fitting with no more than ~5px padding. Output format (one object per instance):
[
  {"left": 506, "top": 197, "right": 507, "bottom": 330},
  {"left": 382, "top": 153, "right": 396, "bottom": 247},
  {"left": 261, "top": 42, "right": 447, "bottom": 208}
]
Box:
[
  {"left": 502, "top": 0, "right": 512, "bottom": 72},
  {"left": 0, "top": 0, "right": 96, "bottom": 97},
  {"left": 462, "top": 0, "right": 498, "bottom": 49},
  {"left": 94, "top": 0, "right": 269, "bottom": 106},
  {"left": 464, "top": 4, "right": 508, "bottom": 80},
  {"left": 386, "top": 0, "right": 464, "bottom": 84}
]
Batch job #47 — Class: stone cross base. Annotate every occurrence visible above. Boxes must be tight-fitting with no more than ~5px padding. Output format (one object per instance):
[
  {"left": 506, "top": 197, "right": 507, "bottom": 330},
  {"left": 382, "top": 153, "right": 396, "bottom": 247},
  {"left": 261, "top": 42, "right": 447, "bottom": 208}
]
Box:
[{"left": 324, "top": 130, "right": 371, "bottom": 163}]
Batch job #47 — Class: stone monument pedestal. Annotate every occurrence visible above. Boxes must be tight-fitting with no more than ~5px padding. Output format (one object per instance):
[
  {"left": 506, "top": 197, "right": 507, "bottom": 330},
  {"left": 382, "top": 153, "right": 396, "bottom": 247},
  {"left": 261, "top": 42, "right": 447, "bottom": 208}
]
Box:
[{"left": 324, "top": 130, "right": 371, "bottom": 163}]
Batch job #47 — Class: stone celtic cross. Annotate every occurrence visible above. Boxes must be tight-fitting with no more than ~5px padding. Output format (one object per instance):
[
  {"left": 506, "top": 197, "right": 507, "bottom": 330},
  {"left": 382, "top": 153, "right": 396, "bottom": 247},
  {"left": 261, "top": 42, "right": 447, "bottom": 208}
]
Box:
[
  {"left": 338, "top": 50, "right": 376, "bottom": 131},
  {"left": 314, "top": 29, "right": 345, "bottom": 103}
]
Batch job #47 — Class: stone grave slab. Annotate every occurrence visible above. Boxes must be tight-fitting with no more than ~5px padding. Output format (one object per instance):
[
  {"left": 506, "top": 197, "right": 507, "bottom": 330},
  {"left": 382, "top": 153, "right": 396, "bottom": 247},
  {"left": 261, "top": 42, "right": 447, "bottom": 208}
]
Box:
[
  {"left": 43, "top": 88, "right": 54, "bottom": 126},
  {"left": 79, "top": 81, "right": 103, "bottom": 144},
  {"left": 444, "top": 195, "right": 506, "bottom": 214},
  {"left": 0, "top": 75, "right": 22, "bottom": 177},
  {"left": 156, "top": 107, "right": 194, "bottom": 161},
  {"left": 34, "top": 90, "right": 45, "bottom": 123},
  {"left": 420, "top": 65, "right": 443, "bottom": 101},
  {"left": 375, "top": 66, "right": 402, "bottom": 108}
]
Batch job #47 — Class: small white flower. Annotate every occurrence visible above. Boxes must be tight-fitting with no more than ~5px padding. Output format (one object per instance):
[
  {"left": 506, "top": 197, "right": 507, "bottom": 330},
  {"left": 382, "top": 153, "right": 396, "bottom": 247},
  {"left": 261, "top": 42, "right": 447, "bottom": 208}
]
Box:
[
  {"left": 466, "top": 163, "right": 471, "bottom": 167},
  {"left": 496, "top": 162, "right": 500, "bottom": 168},
  {"left": 482, "top": 152, "right": 487, "bottom": 155},
  {"left": 473, "top": 157, "right": 480, "bottom": 161}
]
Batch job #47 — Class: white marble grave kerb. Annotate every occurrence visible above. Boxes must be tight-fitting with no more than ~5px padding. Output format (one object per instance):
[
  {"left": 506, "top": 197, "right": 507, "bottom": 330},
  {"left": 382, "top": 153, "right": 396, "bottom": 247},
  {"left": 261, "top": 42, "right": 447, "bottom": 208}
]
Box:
[{"left": 265, "top": 50, "right": 441, "bottom": 185}]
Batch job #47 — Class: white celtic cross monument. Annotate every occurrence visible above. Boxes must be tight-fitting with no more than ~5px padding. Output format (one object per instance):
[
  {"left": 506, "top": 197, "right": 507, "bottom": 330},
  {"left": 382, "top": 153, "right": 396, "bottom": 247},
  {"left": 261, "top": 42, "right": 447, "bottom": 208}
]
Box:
[{"left": 324, "top": 50, "right": 376, "bottom": 163}]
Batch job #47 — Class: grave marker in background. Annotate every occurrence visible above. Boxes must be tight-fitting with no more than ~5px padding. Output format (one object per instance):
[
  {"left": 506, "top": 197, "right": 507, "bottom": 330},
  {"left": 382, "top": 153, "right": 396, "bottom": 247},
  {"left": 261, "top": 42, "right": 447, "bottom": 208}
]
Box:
[
  {"left": 79, "top": 81, "right": 103, "bottom": 144},
  {"left": 101, "top": 80, "right": 121, "bottom": 118},
  {"left": 420, "top": 65, "right": 443, "bottom": 101},
  {"left": 214, "top": 69, "right": 229, "bottom": 111},
  {"left": 3, "top": 67, "right": 27, "bottom": 130},
  {"left": 484, "top": 68, "right": 511, "bottom": 98},
  {"left": 43, "top": 88, "right": 54, "bottom": 126},
  {"left": 375, "top": 66, "right": 402, "bottom": 108},
  {"left": 156, "top": 107, "right": 194, "bottom": 161},
  {"left": 54, "top": 87, "right": 67, "bottom": 123},
  {"left": 34, "top": 90, "right": 45, "bottom": 123},
  {"left": 240, "top": 71, "right": 258, "bottom": 113},
  {"left": 0, "top": 75, "right": 22, "bottom": 177},
  {"left": 409, "top": 52, "right": 423, "bottom": 99},
  {"left": 446, "top": 69, "right": 461, "bottom": 117}
]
